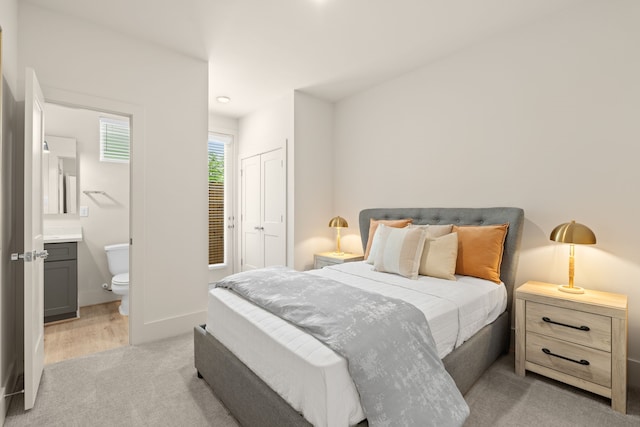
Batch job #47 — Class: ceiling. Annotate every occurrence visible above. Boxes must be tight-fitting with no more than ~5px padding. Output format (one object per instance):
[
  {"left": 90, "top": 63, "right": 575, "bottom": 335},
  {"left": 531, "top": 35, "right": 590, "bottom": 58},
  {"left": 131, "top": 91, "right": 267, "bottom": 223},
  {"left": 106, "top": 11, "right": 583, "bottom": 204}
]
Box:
[{"left": 22, "top": 0, "right": 586, "bottom": 118}]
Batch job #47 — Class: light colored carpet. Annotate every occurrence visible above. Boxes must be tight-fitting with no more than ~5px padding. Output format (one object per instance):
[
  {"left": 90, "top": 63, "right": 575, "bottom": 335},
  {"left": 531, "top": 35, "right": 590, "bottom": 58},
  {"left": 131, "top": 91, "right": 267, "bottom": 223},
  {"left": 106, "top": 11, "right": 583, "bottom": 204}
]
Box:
[
  {"left": 5, "top": 333, "right": 237, "bottom": 427},
  {"left": 5, "top": 332, "right": 639, "bottom": 426},
  {"left": 464, "top": 354, "right": 639, "bottom": 427}
]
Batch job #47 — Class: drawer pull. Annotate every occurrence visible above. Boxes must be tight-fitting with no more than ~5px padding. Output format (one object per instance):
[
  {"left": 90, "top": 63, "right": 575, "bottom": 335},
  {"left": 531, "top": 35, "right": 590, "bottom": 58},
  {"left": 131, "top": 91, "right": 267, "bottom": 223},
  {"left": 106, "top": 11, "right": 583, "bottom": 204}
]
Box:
[
  {"left": 542, "top": 316, "right": 590, "bottom": 331},
  {"left": 542, "top": 348, "right": 590, "bottom": 366}
]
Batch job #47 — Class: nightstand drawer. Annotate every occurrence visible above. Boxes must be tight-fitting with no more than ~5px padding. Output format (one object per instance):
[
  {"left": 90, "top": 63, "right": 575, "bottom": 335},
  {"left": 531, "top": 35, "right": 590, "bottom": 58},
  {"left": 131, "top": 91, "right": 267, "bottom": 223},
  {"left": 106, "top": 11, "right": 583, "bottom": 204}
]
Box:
[
  {"left": 526, "top": 301, "right": 611, "bottom": 352},
  {"left": 314, "top": 252, "right": 364, "bottom": 269},
  {"left": 315, "top": 258, "right": 337, "bottom": 269},
  {"left": 526, "top": 332, "right": 611, "bottom": 388}
]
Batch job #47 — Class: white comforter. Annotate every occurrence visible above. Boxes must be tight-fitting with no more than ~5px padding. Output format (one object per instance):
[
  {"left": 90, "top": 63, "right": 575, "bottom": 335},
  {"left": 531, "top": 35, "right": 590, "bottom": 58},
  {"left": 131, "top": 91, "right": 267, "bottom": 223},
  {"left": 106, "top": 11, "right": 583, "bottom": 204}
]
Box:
[{"left": 206, "top": 262, "right": 506, "bottom": 427}]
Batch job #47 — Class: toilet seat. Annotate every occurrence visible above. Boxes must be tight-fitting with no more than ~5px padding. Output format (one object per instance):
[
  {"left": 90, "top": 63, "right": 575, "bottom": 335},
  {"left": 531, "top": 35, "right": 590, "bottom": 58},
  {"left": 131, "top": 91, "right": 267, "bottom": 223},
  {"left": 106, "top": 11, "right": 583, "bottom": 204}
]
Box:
[{"left": 112, "top": 273, "right": 129, "bottom": 286}]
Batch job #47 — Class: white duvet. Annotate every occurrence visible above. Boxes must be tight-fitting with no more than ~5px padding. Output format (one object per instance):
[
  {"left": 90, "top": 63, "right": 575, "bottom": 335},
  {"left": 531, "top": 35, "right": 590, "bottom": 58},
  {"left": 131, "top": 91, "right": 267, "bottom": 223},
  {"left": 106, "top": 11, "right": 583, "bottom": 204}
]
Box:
[{"left": 206, "top": 262, "right": 506, "bottom": 427}]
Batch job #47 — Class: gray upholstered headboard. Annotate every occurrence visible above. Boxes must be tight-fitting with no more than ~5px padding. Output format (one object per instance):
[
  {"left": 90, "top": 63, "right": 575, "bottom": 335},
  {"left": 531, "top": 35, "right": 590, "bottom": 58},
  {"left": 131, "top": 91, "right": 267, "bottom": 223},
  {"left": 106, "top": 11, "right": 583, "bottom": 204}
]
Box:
[{"left": 359, "top": 207, "right": 524, "bottom": 313}]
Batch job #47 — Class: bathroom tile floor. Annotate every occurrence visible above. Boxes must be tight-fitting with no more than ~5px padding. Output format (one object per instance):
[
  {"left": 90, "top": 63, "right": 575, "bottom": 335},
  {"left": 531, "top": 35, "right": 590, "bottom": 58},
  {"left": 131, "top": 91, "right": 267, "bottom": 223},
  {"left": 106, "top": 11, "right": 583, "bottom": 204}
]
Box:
[{"left": 44, "top": 301, "right": 129, "bottom": 365}]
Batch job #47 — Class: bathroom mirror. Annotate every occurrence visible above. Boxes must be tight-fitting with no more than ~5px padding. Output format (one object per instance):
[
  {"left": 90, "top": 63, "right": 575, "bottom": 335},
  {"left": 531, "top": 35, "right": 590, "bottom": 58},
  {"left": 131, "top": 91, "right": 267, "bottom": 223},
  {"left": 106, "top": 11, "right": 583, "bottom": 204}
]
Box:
[{"left": 43, "top": 135, "right": 78, "bottom": 215}]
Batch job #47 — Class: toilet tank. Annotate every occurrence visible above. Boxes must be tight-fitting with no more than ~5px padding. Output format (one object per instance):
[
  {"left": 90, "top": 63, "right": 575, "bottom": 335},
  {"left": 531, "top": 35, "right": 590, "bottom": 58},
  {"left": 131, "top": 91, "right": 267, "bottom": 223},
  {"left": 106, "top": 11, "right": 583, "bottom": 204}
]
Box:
[{"left": 105, "top": 243, "right": 129, "bottom": 276}]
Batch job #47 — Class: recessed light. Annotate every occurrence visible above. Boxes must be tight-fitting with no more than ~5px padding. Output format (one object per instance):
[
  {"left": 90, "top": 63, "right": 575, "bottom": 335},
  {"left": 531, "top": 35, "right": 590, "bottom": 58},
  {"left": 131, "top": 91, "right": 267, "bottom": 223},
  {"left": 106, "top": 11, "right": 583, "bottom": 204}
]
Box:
[{"left": 216, "top": 96, "right": 231, "bottom": 104}]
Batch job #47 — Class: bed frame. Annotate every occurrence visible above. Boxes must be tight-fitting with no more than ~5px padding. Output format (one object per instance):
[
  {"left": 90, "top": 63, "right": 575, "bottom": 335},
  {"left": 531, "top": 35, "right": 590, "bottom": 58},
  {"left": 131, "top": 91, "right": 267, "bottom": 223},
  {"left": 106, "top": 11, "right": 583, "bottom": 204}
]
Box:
[{"left": 194, "top": 207, "right": 524, "bottom": 427}]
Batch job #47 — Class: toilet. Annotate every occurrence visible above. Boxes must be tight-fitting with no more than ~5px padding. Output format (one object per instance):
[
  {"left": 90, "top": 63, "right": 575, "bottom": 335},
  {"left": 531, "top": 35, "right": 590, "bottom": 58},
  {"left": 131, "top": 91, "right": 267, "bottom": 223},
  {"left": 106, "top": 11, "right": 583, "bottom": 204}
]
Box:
[{"left": 105, "top": 243, "right": 130, "bottom": 315}]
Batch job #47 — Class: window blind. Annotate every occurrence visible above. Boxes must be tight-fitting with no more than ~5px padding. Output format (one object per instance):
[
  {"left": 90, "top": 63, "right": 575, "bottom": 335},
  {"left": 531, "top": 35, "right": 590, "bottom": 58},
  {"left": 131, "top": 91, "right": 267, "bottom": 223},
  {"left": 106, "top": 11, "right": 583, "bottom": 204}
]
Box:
[
  {"left": 208, "top": 134, "right": 229, "bottom": 265},
  {"left": 100, "top": 117, "right": 130, "bottom": 163}
]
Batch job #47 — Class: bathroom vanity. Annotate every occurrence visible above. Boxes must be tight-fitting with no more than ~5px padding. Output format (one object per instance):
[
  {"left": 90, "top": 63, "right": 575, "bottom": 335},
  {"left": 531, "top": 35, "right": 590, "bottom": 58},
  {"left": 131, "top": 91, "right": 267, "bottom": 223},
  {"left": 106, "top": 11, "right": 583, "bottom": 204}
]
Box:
[
  {"left": 44, "top": 242, "right": 78, "bottom": 323},
  {"left": 43, "top": 226, "right": 82, "bottom": 323}
]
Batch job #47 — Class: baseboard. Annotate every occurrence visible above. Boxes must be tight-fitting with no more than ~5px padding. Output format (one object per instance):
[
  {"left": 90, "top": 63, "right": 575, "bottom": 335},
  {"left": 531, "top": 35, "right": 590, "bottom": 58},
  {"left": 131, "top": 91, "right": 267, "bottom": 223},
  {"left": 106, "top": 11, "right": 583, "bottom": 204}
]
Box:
[
  {"left": 1, "top": 359, "right": 18, "bottom": 425},
  {"left": 78, "top": 289, "right": 119, "bottom": 307},
  {"left": 628, "top": 358, "right": 640, "bottom": 389},
  {"left": 131, "top": 310, "right": 207, "bottom": 345}
]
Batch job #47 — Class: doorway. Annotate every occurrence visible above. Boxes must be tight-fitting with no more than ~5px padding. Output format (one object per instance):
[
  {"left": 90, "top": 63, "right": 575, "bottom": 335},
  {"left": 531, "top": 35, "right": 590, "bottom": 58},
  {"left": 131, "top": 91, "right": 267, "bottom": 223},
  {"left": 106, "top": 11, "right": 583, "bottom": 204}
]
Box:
[{"left": 42, "top": 102, "right": 130, "bottom": 364}]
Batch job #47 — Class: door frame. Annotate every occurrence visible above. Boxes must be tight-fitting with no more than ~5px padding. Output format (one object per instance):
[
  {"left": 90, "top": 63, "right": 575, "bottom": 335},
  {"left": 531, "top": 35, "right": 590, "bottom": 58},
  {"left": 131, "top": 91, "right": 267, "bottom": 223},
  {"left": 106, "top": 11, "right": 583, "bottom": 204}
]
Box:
[
  {"left": 207, "top": 128, "right": 237, "bottom": 283},
  {"left": 42, "top": 86, "right": 143, "bottom": 344}
]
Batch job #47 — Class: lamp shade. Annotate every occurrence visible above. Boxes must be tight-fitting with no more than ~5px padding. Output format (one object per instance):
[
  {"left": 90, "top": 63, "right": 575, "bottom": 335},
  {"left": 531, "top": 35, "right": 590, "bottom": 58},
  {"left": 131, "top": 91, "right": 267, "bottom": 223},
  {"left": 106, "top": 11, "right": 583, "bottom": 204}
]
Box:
[
  {"left": 549, "top": 220, "right": 596, "bottom": 245},
  {"left": 329, "top": 216, "right": 348, "bottom": 228}
]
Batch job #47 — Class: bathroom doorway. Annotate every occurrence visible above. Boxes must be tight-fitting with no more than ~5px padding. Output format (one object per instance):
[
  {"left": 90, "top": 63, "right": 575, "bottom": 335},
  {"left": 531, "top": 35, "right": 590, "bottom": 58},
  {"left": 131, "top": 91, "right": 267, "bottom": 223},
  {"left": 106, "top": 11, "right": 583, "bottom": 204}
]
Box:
[{"left": 42, "top": 102, "right": 130, "bottom": 364}]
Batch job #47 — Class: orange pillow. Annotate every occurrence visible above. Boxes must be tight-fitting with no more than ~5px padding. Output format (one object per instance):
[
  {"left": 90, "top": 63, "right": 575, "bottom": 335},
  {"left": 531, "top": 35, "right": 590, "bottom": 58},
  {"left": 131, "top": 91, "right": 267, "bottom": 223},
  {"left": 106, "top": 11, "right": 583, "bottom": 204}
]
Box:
[
  {"left": 364, "top": 218, "right": 413, "bottom": 260},
  {"left": 452, "top": 224, "right": 509, "bottom": 283}
]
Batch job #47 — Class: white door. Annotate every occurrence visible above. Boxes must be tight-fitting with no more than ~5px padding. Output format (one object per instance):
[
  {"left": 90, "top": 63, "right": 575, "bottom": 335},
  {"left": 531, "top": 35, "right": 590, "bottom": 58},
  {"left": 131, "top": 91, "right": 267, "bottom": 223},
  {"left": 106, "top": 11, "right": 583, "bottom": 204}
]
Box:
[
  {"left": 261, "top": 149, "right": 286, "bottom": 266},
  {"left": 23, "top": 68, "right": 46, "bottom": 410},
  {"left": 241, "top": 154, "right": 262, "bottom": 271},
  {"left": 240, "top": 148, "right": 286, "bottom": 271}
]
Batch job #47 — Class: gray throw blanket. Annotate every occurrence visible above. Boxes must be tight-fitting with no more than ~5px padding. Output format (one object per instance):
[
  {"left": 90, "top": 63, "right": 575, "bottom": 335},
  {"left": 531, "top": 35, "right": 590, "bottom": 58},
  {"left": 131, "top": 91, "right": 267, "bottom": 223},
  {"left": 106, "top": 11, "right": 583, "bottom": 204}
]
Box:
[{"left": 215, "top": 266, "right": 469, "bottom": 427}]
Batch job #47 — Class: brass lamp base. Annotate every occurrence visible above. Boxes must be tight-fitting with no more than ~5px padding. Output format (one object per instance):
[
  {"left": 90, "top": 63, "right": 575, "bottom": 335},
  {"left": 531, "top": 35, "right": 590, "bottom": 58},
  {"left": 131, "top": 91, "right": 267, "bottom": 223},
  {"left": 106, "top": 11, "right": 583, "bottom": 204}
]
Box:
[{"left": 558, "top": 284, "right": 585, "bottom": 294}]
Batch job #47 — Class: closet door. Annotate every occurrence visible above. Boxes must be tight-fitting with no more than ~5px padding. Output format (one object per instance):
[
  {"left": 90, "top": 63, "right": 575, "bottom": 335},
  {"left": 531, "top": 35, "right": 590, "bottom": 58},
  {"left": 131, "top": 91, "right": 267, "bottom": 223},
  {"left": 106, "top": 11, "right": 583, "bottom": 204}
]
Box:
[
  {"left": 241, "top": 155, "right": 262, "bottom": 271},
  {"left": 261, "top": 149, "right": 286, "bottom": 266},
  {"left": 240, "top": 148, "right": 286, "bottom": 271}
]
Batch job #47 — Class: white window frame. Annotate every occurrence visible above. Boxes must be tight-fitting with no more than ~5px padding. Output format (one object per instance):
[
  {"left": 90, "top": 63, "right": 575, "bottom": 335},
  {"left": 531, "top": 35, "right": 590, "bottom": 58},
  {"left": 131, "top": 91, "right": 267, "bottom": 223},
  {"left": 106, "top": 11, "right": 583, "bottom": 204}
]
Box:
[
  {"left": 100, "top": 117, "right": 130, "bottom": 163},
  {"left": 208, "top": 132, "right": 233, "bottom": 268}
]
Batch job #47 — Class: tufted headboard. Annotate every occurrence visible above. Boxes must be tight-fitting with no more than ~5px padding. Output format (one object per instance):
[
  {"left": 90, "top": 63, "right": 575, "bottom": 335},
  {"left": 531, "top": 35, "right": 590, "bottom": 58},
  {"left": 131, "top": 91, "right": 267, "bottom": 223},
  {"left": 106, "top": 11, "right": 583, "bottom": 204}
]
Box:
[{"left": 359, "top": 207, "right": 524, "bottom": 313}]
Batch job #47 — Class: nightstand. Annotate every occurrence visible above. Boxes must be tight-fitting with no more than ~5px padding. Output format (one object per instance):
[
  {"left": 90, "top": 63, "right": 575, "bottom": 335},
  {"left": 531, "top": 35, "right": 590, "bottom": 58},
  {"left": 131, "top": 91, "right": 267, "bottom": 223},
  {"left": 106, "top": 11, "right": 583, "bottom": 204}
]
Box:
[
  {"left": 314, "top": 252, "right": 364, "bottom": 269},
  {"left": 515, "top": 281, "right": 628, "bottom": 413}
]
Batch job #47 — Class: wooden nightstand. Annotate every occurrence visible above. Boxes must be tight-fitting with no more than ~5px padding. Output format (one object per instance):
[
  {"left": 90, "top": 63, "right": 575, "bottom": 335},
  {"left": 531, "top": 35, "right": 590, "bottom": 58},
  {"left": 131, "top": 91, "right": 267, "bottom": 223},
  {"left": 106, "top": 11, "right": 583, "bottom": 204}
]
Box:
[
  {"left": 314, "top": 252, "right": 364, "bottom": 269},
  {"left": 515, "top": 281, "right": 628, "bottom": 413}
]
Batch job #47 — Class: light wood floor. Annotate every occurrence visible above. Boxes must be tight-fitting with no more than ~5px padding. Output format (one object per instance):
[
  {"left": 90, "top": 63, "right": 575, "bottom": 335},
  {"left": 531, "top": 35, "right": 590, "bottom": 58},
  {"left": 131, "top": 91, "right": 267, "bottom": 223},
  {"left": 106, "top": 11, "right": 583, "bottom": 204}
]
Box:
[{"left": 44, "top": 301, "right": 129, "bottom": 365}]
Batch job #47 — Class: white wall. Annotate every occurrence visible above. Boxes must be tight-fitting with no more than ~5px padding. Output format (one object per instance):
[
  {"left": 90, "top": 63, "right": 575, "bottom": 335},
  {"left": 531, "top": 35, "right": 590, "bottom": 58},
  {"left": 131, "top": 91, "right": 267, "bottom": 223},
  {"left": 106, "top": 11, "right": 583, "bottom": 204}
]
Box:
[
  {"left": 0, "top": 0, "right": 20, "bottom": 421},
  {"left": 238, "top": 93, "right": 335, "bottom": 271},
  {"left": 238, "top": 94, "right": 293, "bottom": 159},
  {"left": 18, "top": 3, "right": 209, "bottom": 344},
  {"left": 333, "top": 0, "right": 640, "bottom": 384},
  {"left": 0, "top": 0, "right": 18, "bottom": 95},
  {"left": 43, "top": 103, "right": 128, "bottom": 307},
  {"left": 209, "top": 112, "right": 238, "bottom": 135},
  {"left": 293, "top": 91, "right": 334, "bottom": 270}
]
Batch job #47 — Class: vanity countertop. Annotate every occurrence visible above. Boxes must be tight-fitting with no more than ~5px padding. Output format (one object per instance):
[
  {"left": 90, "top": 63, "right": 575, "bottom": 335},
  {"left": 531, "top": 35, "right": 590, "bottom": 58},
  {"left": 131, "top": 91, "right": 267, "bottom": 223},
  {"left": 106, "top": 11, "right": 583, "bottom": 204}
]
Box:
[{"left": 43, "top": 226, "right": 83, "bottom": 243}]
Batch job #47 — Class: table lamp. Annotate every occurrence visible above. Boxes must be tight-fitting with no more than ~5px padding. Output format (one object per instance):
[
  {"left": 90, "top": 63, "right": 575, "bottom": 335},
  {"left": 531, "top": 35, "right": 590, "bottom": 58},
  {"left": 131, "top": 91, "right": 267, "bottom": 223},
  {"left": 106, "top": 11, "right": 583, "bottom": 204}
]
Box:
[
  {"left": 329, "top": 216, "right": 348, "bottom": 255},
  {"left": 550, "top": 220, "right": 596, "bottom": 294}
]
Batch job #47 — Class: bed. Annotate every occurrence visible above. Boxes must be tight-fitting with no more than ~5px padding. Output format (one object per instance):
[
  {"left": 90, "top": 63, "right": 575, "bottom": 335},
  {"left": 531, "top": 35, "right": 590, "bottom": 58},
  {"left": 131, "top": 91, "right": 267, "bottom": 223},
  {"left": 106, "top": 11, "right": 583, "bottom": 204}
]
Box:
[{"left": 194, "top": 207, "right": 524, "bottom": 426}]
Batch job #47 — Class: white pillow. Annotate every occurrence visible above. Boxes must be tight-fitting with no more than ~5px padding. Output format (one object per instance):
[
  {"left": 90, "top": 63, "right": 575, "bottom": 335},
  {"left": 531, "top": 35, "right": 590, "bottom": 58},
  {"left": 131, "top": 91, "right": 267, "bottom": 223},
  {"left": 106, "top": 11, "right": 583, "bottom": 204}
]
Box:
[
  {"left": 373, "top": 224, "right": 427, "bottom": 279},
  {"left": 366, "top": 229, "right": 383, "bottom": 264},
  {"left": 408, "top": 223, "right": 453, "bottom": 239},
  {"left": 418, "top": 232, "right": 458, "bottom": 280}
]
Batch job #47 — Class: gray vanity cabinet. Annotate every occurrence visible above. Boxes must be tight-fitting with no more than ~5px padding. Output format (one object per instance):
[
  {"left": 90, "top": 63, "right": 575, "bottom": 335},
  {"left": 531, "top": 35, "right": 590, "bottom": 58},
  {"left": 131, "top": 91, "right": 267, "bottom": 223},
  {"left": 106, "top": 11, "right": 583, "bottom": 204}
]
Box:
[{"left": 44, "top": 242, "right": 78, "bottom": 323}]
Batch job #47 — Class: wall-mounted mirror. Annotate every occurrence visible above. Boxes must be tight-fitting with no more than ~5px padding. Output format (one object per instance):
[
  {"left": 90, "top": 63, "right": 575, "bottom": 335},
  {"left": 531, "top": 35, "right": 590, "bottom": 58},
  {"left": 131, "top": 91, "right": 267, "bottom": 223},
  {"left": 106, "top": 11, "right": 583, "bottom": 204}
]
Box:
[{"left": 43, "top": 135, "right": 77, "bottom": 215}]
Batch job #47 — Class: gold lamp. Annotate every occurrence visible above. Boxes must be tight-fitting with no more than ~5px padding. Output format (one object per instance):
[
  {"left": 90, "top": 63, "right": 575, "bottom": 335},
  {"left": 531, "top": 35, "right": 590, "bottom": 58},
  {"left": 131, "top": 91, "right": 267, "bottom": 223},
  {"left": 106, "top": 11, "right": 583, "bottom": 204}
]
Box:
[
  {"left": 550, "top": 220, "right": 596, "bottom": 294},
  {"left": 329, "top": 216, "right": 348, "bottom": 255}
]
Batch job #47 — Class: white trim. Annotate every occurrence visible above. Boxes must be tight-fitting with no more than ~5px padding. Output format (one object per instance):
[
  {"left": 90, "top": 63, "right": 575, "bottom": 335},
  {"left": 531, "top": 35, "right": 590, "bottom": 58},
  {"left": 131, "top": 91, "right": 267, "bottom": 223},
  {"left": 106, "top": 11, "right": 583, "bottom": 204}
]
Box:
[
  {"left": 130, "top": 310, "right": 206, "bottom": 345},
  {"left": 208, "top": 126, "right": 238, "bottom": 282},
  {"left": 629, "top": 357, "right": 640, "bottom": 389}
]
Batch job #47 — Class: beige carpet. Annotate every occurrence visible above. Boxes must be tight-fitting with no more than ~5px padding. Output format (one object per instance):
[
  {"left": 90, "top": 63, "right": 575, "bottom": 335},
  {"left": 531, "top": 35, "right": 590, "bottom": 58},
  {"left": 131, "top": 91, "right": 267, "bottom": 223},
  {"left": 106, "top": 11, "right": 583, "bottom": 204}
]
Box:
[
  {"left": 5, "top": 332, "right": 639, "bottom": 426},
  {"left": 464, "top": 355, "right": 639, "bottom": 427},
  {"left": 5, "top": 333, "right": 237, "bottom": 427}
]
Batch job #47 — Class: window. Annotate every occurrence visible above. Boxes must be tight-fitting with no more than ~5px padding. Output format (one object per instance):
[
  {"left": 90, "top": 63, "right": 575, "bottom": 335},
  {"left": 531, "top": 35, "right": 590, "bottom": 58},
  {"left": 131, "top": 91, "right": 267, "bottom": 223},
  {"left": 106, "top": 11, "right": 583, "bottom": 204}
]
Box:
[
  {"left": 208, "top": 133, "right": 231, "bottom": 266},
  {"left": 100, "top": 117, "right": 130, "bottom": 163}
]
